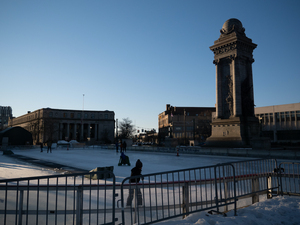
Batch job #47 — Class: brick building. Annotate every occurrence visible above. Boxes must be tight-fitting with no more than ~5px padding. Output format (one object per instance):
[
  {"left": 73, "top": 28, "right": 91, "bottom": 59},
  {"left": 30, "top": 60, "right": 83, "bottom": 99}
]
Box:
[{"left": 158, "top": 104, "right": 215, "bottom": 145}]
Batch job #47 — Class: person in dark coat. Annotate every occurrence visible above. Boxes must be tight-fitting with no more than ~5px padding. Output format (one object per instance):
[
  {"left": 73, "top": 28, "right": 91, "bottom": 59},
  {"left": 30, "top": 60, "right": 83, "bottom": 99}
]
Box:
[
  {"left": 40, "top": 142, "right": 43, "bottom": 152},
  {"left": 123, "top": 141, "right": 127, "bottom": 152},
  {"left": 47, "top": 140, "right": 52, "bottom": 153},
  {"left": 126, "top": 159, "right": 143, "bottom": 206},
  {"left": 120, "top": 142, "right": 123, "bottom": 152},
  {"left": 116, "top": 142, "right": 119, "bottom": 152}
]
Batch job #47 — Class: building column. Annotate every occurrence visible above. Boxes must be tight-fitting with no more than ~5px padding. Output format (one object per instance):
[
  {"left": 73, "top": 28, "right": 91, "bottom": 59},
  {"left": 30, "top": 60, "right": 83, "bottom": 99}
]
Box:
[
  {"left": 214, "top": 59, "right": 222, "bottom": 118},
  {"left": 232, "top": 56, "right": 240, "bottom": 116},
  {"left": 87, "top": 123, "right": 91, "bottom": 139},
  {"left": 59, "top": 123, "right": 63, "bottom": 140},
  {"left": 80, "top": 123, "right": 84, "bottom": 141},
  {"left": 94, "top": 123, "right": 98, "bottom": 141},
  {"left": 74, "top": 123, "right": 77, "bottom": 140},
  {"left": 248, "top": 59, "right": 255, "bottom": 116},
  {"left": 66, "top": 123, "right": 70, "bottom": 140}
]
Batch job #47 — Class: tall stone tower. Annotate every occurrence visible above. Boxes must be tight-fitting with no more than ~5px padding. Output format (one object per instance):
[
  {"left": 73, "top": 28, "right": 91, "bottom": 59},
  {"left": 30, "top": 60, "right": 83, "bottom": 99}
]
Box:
[{"left": 206, "top": 18, "right": 260, "bottom": 147}]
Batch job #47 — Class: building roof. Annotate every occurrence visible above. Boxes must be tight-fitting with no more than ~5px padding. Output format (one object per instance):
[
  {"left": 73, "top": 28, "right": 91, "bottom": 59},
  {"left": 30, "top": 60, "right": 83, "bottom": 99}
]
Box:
[{"left": 0, "top": 126, "right": 33, "bottom": 145}]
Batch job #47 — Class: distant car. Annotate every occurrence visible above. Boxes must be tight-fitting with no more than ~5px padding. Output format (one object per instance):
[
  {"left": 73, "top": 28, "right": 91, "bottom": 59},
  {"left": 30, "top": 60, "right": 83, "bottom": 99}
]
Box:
[
  {"left": 132, "top": 142, "right": 142, "bottom": 146},
  {"left": 57, "top": 140, "right": 70, "bottom": 148},
  {"left": 69, "top": 140, "right": 79, "bottom": 144},
  {"left": 57, "top": 140, "right": 69, "bottom": 145}
]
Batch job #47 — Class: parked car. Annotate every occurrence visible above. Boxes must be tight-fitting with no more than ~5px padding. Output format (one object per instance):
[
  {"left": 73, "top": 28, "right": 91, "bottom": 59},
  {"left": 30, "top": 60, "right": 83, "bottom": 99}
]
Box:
[{"left": 57, "top": 140, "right": 70, "bottom": 148}]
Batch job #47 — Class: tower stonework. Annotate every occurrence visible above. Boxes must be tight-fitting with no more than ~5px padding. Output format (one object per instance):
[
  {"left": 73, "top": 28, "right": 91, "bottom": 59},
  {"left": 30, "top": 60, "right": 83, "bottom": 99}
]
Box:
[{"left": 206, "top": 18, "right": 260, "bottom": 147}]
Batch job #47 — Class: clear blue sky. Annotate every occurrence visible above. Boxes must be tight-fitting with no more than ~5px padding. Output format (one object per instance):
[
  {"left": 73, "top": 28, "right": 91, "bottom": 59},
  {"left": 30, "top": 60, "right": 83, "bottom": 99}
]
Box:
[{"left": 1, "top": 0, "right": 299, "bottom": 131}]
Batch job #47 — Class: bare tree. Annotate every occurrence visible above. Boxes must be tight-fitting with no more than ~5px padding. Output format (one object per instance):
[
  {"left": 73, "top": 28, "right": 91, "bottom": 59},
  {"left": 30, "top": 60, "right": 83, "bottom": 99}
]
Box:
[
  {"left": 119, "top": 118, "right": 135, "bottom": 139},
  {"left": 100, "top": 128, "right": 112, "bottom": 144},
  {"left": 43, "top": 118, "right": 60, "bottom": 142},
  {"left": 29, "top": 118, "right": 43, "bottom": 144}
]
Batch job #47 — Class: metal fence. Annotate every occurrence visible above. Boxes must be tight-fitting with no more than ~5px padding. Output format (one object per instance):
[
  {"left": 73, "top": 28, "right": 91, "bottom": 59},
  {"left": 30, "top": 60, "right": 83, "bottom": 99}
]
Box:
[
  {"left": 230, "top": 159, "right": 279, "bottom": 202},
  {"left": 119, "top": 159, "right": 280, "bottom": 225},
  {"left": 120, "top": 163, "right": 237, "bottom": 225},
  {"left": 0, "top": 158, "right": 297, "bottom": 225},
  {"left": 0, "top": 171, "right": 116, "bottom": 225},
  {"left": 278, "top": 162, "right": 300, "bottom": 196}
]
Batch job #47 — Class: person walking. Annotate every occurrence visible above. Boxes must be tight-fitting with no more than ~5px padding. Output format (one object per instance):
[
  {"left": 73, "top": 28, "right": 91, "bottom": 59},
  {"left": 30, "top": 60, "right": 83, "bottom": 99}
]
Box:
[
  {"left": 123, "top": 141, "right": 127, "bottom": 152},
  {"left": 40, "top": 142, "right": 43, "bottom": 152},
  {"left": 116, "top": 142, "right": 119, "bottom": 152},
  {"left": 126, "top": 159, "right": 143, "bottom": 206},
  {"left": 47, "top": 140, "right": 52, "bottom": 153},
  {"left": 120, "top": 141, "right": 123, "bottom": 152}
]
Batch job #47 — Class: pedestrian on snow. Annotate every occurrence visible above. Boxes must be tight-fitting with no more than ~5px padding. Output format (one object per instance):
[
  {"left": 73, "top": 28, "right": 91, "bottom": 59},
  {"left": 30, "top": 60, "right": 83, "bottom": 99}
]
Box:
[
  {"left": 121, "top": 151, "right": 126, "bottom": 160},
  {"left": 126, "top": 159, "right": 143, "bottom": 206},
  {"left": 40, "top": 142, "right": 43, "bottom": 152},
  {"left": 116, "top": 142, "right": 119, "bottom": 152},
  {"left": 47, "top": 140, "right": 52, "bottom": 153},
  {"left": 120, "top": 142, "right": 123, "bottom": 152},
  {"left": 123, "top": 141, "right": 127, "bottom": 152}
]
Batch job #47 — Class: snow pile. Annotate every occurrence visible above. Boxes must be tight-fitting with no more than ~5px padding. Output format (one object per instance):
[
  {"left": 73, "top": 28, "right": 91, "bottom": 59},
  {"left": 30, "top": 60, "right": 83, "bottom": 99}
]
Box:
[{"left": 156, "top": 196, "right": 300, "bottom": 225}]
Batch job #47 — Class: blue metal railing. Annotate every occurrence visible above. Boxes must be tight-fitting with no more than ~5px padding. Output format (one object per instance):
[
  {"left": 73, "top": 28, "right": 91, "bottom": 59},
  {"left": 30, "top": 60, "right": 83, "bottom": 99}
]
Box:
[
  {"left": 0, "top": 170, "right": 116, "bottom": 225},
  {"left": 0, "top": 158, "right": 292, "bottom": 225}
]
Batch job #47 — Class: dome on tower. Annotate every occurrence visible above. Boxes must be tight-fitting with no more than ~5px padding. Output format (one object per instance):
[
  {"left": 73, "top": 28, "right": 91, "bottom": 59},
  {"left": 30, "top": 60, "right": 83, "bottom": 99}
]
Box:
[{"left": 220, "top": 18, "right": 245, "bottom": 36}]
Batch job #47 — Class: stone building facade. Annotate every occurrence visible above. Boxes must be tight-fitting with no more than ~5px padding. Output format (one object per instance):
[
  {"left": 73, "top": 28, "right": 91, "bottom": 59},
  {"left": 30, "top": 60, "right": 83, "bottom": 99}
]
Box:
[
  {"left": 158, "top": 104, "right": 215, "bottom": 145},
  {"left": 255, "top": 103, "right": 300, "bottom": 143},
  {"left": 8, "top": 108, "right": 115, "bottom": 144}
]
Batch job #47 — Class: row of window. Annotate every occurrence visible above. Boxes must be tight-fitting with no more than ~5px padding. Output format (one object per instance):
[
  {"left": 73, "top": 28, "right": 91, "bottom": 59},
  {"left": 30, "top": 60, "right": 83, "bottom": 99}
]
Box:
[
  {"left": 0, "top": 107, "right": 12, "bottom": 117},
  {"left": 172, "top": 126, "right": 194, "bottom": 131},
  {"left": 256, "top": 111, "right": 300, "bottom": 124},
  {"left": 49, "top": 112, "right": 114, "bottom": 120},
  {"left": 173, "top": 132, "right": 194, "bottom": 138}
]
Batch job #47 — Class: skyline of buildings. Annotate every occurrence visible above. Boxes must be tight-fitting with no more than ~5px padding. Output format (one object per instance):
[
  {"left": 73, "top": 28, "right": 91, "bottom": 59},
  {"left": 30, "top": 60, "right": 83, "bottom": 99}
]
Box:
[{"left": 2, "top": 102, "right": 300, "bottom": 145}]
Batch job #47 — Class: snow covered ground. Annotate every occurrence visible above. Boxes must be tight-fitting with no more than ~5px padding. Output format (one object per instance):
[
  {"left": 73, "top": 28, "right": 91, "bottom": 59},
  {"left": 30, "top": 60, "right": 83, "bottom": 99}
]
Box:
[{"left": 1, "top": 147, "right": 300, "bottom": 225}]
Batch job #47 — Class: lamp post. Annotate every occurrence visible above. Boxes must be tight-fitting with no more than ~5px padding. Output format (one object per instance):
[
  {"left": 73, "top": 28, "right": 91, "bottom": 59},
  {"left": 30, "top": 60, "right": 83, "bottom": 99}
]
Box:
[
  {"left": 184, "top": 109, "right": 186, "bottom": 145},
  {"left": 116, "top": 118, "right": 118, "bottom": 142},
  {"left": 81, "top": 94, "right": 84, "bottom": 142}
]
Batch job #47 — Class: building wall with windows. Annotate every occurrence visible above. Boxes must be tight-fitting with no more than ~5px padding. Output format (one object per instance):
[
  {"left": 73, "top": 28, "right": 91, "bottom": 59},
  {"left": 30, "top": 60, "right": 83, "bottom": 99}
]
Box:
[
  {"left": 8, "top": 108, "right": 115, "bottom": 144},
  {"left": 0, "top": 106, "right": 12, "bottom": 130},
  {"left": 158, "top": 104, "right": 215, "bottom": 144},
  {"left": 254, "top": 103, "right": 300, "bottom": 143}
]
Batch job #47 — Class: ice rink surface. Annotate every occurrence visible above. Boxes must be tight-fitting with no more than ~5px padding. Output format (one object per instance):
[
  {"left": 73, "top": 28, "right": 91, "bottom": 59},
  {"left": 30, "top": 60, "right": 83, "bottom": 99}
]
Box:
[
  {"left": 1, "top": 147, "right": 260, "bottom": 181},
  {"left": 1, "top": 147, "right": 300, "bottom": 225}
]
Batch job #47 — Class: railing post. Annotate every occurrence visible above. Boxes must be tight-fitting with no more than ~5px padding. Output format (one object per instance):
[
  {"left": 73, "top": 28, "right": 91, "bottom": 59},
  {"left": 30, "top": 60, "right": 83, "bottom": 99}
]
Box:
[
  {"left": 251, "top": 177, "right": 259, "bottom": 204},
  {"left": 224, "top": 177, "right": 228, "bottom": 212},
  {"left": 267, "top": 176, "right": 272, "bottom": 199},
  {"left": 182, "top": 182, "right": 189, "bottom": 218},
  {"left": 134, "top": 188, "right": 137, "bottom": 224},
  {"left": 76, "top": 186, "right": 83, "bottom": 225},
  {"left": 214, "top": 166, "right": 219, "bottom": 213},
  {"left": 279, "top": 164, "right": 284, "bottom": 196},
  {"left": 18, "top": 190, "right": 23, "bottom": 225}
]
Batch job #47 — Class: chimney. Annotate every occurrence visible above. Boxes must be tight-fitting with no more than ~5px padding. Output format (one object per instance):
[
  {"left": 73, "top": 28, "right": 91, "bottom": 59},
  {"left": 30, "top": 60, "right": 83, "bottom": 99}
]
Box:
[{"left": 166, "top": 104, "right": 170, "bottom": 111}]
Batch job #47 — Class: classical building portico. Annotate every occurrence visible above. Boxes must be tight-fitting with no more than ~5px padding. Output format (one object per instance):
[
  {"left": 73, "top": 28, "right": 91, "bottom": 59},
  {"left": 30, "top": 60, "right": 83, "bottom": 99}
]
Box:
[{"left": 8, "top": 108, "right": 115, "bottom": 144}]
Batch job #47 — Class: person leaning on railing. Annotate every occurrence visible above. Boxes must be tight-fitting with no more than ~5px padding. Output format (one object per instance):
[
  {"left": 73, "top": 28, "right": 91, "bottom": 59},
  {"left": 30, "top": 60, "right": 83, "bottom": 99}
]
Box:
[{"left": 126, "top": 159, "right": 143, "bottom": 206}]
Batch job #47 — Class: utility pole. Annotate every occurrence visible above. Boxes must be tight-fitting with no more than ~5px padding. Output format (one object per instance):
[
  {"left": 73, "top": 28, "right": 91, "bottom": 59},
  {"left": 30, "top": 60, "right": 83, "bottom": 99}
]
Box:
[
  {"left": 116, "top": 119, "right": 118, "bottom": 142},
  {"left": 184, "top": 109, "right": 186, "bottom": 145},
  {"left": 81, "top": 94, "right": 84, "bottom": 142}
]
